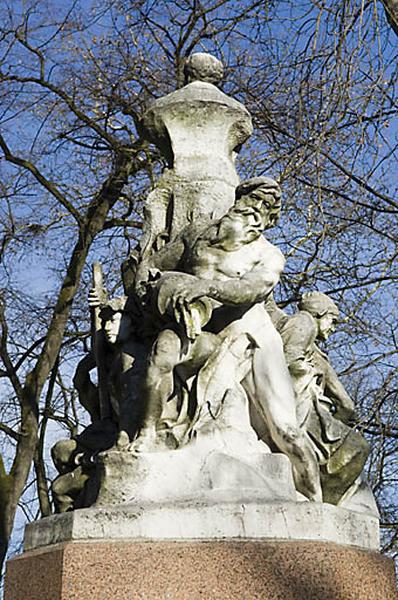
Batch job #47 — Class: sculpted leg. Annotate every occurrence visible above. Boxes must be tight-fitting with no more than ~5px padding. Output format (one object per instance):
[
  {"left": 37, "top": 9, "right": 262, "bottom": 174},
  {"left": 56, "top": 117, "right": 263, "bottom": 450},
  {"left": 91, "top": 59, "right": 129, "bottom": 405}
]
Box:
[
  {"left": 132, "top": 329, "right": 182, "bottom": 451},
  {"left": 266, "top": 419, "right": 321, "bottom": 502},
  {"left": 51, "top": 466, "right": 90, "bottom": 512},
  {"left": 243, "top": 310, "right": 322, "bottom": 501}
]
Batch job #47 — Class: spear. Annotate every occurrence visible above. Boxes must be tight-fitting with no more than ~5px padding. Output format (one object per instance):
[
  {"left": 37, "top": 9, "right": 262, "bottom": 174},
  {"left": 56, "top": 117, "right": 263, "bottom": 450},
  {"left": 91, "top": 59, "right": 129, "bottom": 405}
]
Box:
[{"left": 91, "top": 261, "right": 111, "bottom": 420}]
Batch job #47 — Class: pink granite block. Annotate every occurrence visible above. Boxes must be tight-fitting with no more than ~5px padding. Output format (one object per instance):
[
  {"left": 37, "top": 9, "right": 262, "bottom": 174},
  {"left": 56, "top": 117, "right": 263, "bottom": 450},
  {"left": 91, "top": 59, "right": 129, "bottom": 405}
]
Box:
[{"left": 5, "top": 540, "right": 398, "bottom": 600}]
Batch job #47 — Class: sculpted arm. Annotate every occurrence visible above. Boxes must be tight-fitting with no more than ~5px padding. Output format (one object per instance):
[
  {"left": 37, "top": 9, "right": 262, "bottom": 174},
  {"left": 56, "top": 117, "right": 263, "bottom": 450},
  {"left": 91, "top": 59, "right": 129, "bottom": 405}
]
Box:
[
  {"left": 132, "top": 233, "right": 188, "bottom": 294},
  {"left": 73, "top": 354, "right": 100, "bottom": 422},
  {"left": 134, "top": 219, "right": 213, "bottom": 291},
  {"left": 280, "top": 313, "right": 318, "bottom": 378},
  {"left": 313, "top": 348, "right": 356, "bottom": 423},
  {"left": 208, "top": 265, "right": 281, "bottom": 305},
  {"left": 182, "top": 246, "right": 285, "bottom": 306}
]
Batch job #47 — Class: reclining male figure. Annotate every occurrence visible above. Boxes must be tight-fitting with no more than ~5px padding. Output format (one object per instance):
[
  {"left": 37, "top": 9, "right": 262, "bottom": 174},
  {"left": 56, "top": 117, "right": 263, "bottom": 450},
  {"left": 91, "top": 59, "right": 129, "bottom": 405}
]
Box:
[{"left": 131, "top": 177, "right": 322, "bottom": 502}]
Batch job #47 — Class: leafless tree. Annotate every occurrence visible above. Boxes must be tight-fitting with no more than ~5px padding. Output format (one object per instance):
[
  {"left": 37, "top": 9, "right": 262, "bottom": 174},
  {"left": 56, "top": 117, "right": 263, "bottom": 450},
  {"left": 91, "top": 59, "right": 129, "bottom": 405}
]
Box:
[
  {"left": 0, "top": 0, "right": 397, "bottom": 580},
  {"left": 381, "top": 0, "right": 398, "bottom": 35}
]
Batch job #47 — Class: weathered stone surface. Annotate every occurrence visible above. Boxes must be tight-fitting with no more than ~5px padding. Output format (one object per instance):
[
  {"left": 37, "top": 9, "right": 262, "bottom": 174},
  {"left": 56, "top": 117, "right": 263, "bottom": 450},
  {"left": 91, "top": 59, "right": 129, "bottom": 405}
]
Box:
[
  {"left": 24, "top": 501, "right": 380, "bottom": 552},
  {"left": 141, "top": 80, "right": 253, "bottom": 179},
  {"left": 140, "top": 79, "right": 252, "bottom": 230},
  {"left": 125, "top": 178, "right": 328, "bottom": 504},
  {"left": 275, "top": 291, "right": 376, "bottom": 512},
  {"left": 139, "top": 54, "right": 253, "bottom": 241},
  {"left": 6, "top": 540, "right": 397, "bottom": 600},
  {"left": 47, "top": 54, "right": 379, "bottom": 555},
  {"left": 92, "top": 447, "right": 295, "bottom": 507}
]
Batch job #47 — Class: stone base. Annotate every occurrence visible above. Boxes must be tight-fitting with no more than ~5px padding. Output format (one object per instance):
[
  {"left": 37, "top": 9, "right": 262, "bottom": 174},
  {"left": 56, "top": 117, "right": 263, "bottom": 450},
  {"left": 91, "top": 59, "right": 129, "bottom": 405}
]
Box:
[
  {"left": 90, "top": 447, "right": 297, "bottom": 507},
  {"left": 5, "top": 539, "right": 397, "bottom": 600},
  {"left": 23, "top": 501, "right": 380, "bottom": 552}
]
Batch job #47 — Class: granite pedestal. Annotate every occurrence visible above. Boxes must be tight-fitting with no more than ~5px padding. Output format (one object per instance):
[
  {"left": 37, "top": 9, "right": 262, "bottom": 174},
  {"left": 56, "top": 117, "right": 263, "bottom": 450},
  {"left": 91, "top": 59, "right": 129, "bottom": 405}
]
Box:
[
  {"left": 5, "top": 498, "right": 398, "bottom": 600},
  {"left": 5, "top": 538, "right": 397, "bottom": 600}
]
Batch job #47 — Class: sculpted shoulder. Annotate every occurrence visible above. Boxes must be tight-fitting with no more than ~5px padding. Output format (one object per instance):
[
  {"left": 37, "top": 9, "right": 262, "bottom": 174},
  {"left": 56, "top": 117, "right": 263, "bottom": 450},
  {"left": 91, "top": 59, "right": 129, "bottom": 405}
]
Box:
[
  {"left": 257, "top": 236, "right": 285, "bottom": 272},
  {"left": 279, "top": 310, "right": 318, "bottom": 346}
]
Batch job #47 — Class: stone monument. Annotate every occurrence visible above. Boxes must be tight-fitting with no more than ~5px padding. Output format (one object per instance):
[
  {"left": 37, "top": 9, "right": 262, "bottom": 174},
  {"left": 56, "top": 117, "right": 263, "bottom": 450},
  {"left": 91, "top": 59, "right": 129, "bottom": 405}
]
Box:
[{"left": 5, "top": 53, "right": 397, "bottom": 600}]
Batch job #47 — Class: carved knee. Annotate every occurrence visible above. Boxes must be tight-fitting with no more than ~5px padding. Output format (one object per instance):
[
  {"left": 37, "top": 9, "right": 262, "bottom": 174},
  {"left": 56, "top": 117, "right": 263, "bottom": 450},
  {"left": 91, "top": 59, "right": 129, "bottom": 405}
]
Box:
[
  {"left": 149, "top": 332, "right": 180, "bottom": 374},
  {"left": 51, "top": 439, "right": 78, "bottom": 474}
]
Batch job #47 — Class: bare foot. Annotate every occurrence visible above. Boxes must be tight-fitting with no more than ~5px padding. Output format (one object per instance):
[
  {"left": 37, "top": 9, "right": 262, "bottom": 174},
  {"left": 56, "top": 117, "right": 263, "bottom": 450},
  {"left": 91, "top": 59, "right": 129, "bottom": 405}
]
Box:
[
  {"left": 116, "top": 430, "right": 130, "bottom": 451},
  {"left": 128, "top": 426, "right": 157, "bottom": 454}
]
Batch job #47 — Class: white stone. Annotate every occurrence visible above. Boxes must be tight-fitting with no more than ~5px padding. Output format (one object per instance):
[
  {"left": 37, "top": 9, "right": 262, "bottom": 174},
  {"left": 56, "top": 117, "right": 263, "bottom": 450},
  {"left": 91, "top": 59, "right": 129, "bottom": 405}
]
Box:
[
  {"left": 92, "top": 446, "right": 297, "bottom": 507},
  {"left": 48, "top": 54, "right": 380, "bottom": 557},
  {"left": 24, "top": 501, "right": 379, "bottom": 552},
  {"left": 140, "top": 78, "right": 253, "bottom": 238}
]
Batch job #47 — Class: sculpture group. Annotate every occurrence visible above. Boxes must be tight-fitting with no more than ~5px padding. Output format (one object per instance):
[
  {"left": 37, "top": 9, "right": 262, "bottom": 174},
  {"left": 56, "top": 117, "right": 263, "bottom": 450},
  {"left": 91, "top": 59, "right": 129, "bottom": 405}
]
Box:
[{"left": 51, "top": 53, "right": 375, "bottom": 517}]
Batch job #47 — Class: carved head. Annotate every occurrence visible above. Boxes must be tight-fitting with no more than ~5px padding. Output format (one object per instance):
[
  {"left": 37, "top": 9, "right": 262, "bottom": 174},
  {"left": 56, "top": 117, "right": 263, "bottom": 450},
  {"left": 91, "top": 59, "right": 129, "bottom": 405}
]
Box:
[
  {"left": 215, "top": 178, "right": 281, "bottom": 248},
  {"left": 299, "top": 292, "right": 339, "bottom": 340},
  {"left": 99, "top": 296, "right": 133, "bottom": 345},
  {"left": 184, "top": 53, "right": 224, "bottom": 85},
  {"left": 235, "top": 176, "right": 282, "bottom": 231}
]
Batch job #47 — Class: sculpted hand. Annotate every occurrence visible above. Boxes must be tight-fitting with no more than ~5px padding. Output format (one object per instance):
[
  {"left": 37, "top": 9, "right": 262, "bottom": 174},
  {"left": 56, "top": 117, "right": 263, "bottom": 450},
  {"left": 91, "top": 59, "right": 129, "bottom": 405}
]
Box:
[
  {"left": 73, "top": 354, "right": 95, "bottom": 389},
  {"left": 334, "top": 404, "right": 357, "bottom": 426},
  {"left": 171, "top": 282, "right": 211, "bottom": 312},
  {"left": 88, "top": 288, "right": 102, "bottom": 308}
]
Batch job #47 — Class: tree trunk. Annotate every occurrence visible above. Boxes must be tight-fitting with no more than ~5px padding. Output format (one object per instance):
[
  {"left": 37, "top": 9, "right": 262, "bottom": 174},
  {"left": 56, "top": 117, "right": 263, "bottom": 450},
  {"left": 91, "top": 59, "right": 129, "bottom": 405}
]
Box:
[
  {"left": 381, "top": 0, "right": 398, "bottom": 35},
  {"left": 0, "top": 152, "right": 134, "bottom": 577},
  {"left": 0, "top": 454, "right": 13, "bottom": 572}
]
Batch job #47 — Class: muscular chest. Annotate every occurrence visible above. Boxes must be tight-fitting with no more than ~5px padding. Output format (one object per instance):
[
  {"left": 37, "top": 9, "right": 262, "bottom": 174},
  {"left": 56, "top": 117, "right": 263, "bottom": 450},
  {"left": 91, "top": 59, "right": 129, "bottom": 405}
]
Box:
[{"left": 191, "top": 239, "right": 263, "bottom": 279}]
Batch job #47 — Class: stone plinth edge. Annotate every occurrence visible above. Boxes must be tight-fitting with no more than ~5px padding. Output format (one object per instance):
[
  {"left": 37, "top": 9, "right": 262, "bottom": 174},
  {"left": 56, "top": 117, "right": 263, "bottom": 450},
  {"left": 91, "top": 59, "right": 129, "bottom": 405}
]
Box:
[
  {"left": 5, "top": 539, "right": 397, "bottom": 600},
  {"left": 24, "top": 500, "right": 379, "bottom": 552}
]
